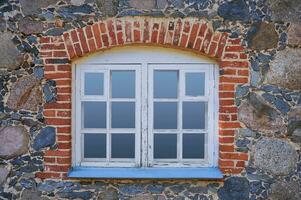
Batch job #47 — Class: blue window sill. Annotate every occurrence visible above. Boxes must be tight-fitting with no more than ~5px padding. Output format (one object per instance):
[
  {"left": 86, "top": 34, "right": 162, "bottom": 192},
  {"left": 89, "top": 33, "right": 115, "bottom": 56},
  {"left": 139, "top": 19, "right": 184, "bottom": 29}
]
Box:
[{"left": 67, "top": 167, "right": 223, "bottom": 179}]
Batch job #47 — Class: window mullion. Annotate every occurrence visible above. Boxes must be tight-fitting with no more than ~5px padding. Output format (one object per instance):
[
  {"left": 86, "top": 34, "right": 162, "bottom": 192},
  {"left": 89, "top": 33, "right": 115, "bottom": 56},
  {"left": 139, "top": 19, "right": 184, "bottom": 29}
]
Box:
[{"left": 141, "top": 63, "right": 148, "bottom": 167}]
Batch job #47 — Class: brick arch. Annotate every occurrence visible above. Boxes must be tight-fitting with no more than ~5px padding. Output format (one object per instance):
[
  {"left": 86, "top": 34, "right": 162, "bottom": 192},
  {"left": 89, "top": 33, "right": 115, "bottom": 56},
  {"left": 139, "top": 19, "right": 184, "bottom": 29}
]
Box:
[{"left": 38, "top": 17, "right": 249, "bottom": 179}]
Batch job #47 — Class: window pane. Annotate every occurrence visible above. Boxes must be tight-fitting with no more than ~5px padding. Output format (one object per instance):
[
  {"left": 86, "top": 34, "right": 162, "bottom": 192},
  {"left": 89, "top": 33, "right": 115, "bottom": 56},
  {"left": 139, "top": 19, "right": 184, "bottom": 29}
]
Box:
[
  {"left": 84, "top": 73, "right": 104, "bottom": 95},
  {"left": 154, "top": 134, "right": 177, "bottom": 159},
  {"left": 154, "top": 70, "right": 178, "bottom": 98},
  {"left": 154, "top": 102, "right": 177, "bottom": 129},
  {"left": 185, "top": 72, "right": 205, "bottom": 96},
  {"left": 183, "top": 102, "right": 206, "bottom": 129},
  {"left": 111, "top": 102, "right": 135, "bottom": 128},
  {"left": 183, "top": 134, "right": 205, "bottom": 159},
  {"left": 84, "top": 134, "right": 106, "bottom": 158},
  {"left": 111, "top": 134, "right": 135, "bottom": 158},
  {"left": 111, "top": 71, "right": 135, "bottom": 98},
  {"left": 83, "top": 102, "right": 106, "bottom": 128}
]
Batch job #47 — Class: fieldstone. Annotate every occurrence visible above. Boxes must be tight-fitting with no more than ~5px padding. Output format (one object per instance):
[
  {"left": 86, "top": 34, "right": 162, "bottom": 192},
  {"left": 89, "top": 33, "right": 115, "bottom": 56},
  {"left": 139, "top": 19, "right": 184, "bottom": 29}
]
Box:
[
  {"left": 268, "top": 180, "right": 301, "bottom": 200},
  {"left": 21, "top": 189, "right": 49, "bottom": 200},
  {"left": 0, "top": 166, "right": 10, "bottom": 185},
  {"left": 33, "top": 127, "right": 56, "bottom": 151},
  {"left": 0, "top": 32, "right": 23, "bottom": 70},
  {"left": 236, "top": 128, "right": 257, "bottom": 138},
  {"left": 7, "top": 75, "right": 42, "bottom": 112},
  {"left": 217, "top": 0, "right": 250, "bottom": 21},
  {"left": 238, "top": 93, "right": 286, "bottom": 134},
  {"left": 70, "top": 0, "right": 85, "bottom": 6},
  {"left": 129, "top": 0, "right": 156, "bottom": 10},
  {"left": 267, "top": 0, "right": 301, "bottom": 23},
  {"left": 58, "top": 191, "right": 92, "bottom": 200},
  {"left": 119, "top": 184, "right": 145, "bottom": 195},
  {"left": 0, "top": 126, "right": 29, "bottom": 159},
  {"left": 287, "top": 23, "right": 301, "bottom": 46},
  {"left": 266, "top": 48, "right": 301, "bottom": 90},
  {"left": 254, "top": 138, "right": 298, "bottom": 176},
  {"left": 19, "top": 17, "right": 46, "bottom": 35},
  {"left": 97, "top": 0, "right": 118, "bottom": 16},
  {"left": 98, "top": 188, "right": 118, "bottom": 200},
  {"left": 247, "top": 22, "right": 278, "bottom": 50},
  {"left": 20, "top": 0, "right": 59, "bottom": 16},
  {"left": 130, "top": 194, "right": 154, "bottom": 200},
  {"left": 217, "top": 177, "right": 250, "bottom": 200},
  {"left": 288, "top": 106, "right": 301, "bottom": 142}
]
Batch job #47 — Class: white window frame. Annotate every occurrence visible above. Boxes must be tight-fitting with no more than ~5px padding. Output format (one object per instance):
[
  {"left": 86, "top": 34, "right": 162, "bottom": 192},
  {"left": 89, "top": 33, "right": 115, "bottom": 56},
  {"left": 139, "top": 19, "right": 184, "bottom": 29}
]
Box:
[{"left": 72, "top": 47, "right": 219, "bottom": 168}]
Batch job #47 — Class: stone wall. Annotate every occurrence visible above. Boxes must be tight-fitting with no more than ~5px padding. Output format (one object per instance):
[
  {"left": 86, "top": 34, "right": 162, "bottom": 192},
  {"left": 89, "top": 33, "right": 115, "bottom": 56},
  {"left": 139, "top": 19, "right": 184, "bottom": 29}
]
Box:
[{"left": 0, "top": 0, "right": 300, "bottom": 200}]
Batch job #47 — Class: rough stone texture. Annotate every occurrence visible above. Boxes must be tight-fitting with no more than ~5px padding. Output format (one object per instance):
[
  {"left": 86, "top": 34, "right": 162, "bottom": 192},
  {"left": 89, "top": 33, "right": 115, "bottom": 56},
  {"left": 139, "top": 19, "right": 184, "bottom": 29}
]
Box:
[
  {"left": 217, "top": 177, "right": 250, "bottom": 200},
  {"left": 33, "top": 127, "right": 56, "bottom": 151},
  {"left": 130, "top": 194, "right": 154, "bottom": 200},
  {"left": 70, "top": 0, "right": 85, "bottom": 6},
  {"left": 21, "top": 189, "right": 49, "bottom": 200},
  {"left": 97, "top": 0, "right": 118, "bottom": 16},
  {"left": 0, "top": 32, "right": 23, "bottom": 70},
  {"left": 254, "top": 138, "right": 298, "bottom": 176},
  {"left": 20, "top": 0, "right": 60, "bottom": 16},
  {"left": 268, "top": 180, "right": 301, "bottom": 200},
  {"left": 19, "top": 17, "right": 46, "bottom": 35},
  {"left": 238, "top": 93, "right": 286, "bottom": 134},
  {"left": 288, "top": 107, "right": 301, "bottom": 143},
  {"left": 0, "top": 166, "right": 10, "bottom": 185},
  {"left": 0, "top": 126, "right": 29, "bottom": 159},
  {"left": 288, "top": 23, "right": 301, "bottom": 46},
  {"left": 247, "top": 22, "right": 278, "bottom": 50},
  {"left": 267, "top": 0, "right": 301, "bottom": 23},
  {"left": 266, "top": 48, "right": 301, "bottom": 90},
  {"left": 98, "top": 188, "right": 118, "bottom": 200},
  {"left": 217, "top": 0, "right": 250, "bottom": 21},
  {"left": 129, "top": 0, "right": 156, "bottom": 10},
  {"left": 7, "top": 75, "right": 42, "bottom": 112}
]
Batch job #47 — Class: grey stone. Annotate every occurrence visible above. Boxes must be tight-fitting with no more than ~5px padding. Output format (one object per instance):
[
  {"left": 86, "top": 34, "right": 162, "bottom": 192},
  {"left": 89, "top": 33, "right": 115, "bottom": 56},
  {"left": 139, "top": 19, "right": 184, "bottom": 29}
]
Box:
[
  {"left": 37, "top": 182, "right": 56, "bottom": 192},
  {"left": 250, "top": 70, "right": 261, "bottom": 87},
  {"left": 97, "top": 0, "right": 118, "bottom": 16},
  {"left": 7, "top": 75, "right": 42, "bottom": 112},
  {"left": 238, "top": 93, "right": 286, "bottom": 134},
  {"left": 0, "top": 32, "right": 23, "bottom": 70},
  {"left": 247, "top": 22, "right": 278, "bottom": 50},
  {"left": 58, "top": 191, "right": 92, "bottom": 200},
  {"left": 157, "top": 0, "right": 167, "bottom": 9},
  {"left": 129, "top": 0, "right": 156, "bottom": 10},
  {"left": 0, "top": 166, "right": 10, "bottom": 185},
  {"left": 20, "top": 0, "right": 59, "bottom": 16},
  {"left": 266, "top": 48, "right": 301, "bottom": 90},
  {"left": 21, "top": 189, "right": 49, "bottom": 200},
  {"left": 98, "top": 188, "right": 118, "bottom": 200},
  {"left": 288, "top": 23, "right": 301, "bottom": 46},
  {"left": 33, "top": 127, "right": 56, "bottom": 151},
  {"left": 217, "top": 177, "right": 250, "bottom": 200},
  {"left": 236, "top": 85, "right": 249, "bottom": 98},
  {"left": 288, "top": 106, "right": 301, "bottom": 142},
  {"left": 267, "top": 0, "right": 301, "bottom": 23},
  {"left": 254, "top": 137, "right": 298, "bottom": 176},
  {"left": 70, "top": 0, "right": 85, "bottom": 6},
  {"left": 119, "top": 184, "right": 144, "bottom": 195},
  {"left": 236, "top": 128, "right": 257, "bottom": 138},
  {"left": 0, "top": 126, "right": 29, "bottom": 159},
  {"left": 130, "top": 194, "right": 154, "bottom": 200},
  {"left": 19, "top": 17, "right": 46, "bottom": 35},
  {"left": 268, "top": 180, "right": 301, "bottom": 200},
  {"left": 217, "top": 0, "right": 250, "bottom": 21}
]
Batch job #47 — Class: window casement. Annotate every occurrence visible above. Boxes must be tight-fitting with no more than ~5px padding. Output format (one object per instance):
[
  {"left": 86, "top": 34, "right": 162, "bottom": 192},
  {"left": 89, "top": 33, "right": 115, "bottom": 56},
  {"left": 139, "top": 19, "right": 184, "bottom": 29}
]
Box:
[{"left": 73, "top": 47, "right": 219, "bottom": 169}]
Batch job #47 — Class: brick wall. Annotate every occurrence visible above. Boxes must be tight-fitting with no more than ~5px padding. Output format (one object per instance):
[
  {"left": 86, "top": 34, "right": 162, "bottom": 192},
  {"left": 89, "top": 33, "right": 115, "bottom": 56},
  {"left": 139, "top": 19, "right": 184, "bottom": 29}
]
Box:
[{"left": 37, "top": 17, "right": 249, "bottom": 179}]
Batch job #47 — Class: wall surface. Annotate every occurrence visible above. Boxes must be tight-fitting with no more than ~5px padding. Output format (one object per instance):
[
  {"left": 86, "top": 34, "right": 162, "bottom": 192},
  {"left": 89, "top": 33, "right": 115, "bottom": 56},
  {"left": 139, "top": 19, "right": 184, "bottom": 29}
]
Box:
[{"left": 0, "top": 0, "right": 300, "bottom": 200}]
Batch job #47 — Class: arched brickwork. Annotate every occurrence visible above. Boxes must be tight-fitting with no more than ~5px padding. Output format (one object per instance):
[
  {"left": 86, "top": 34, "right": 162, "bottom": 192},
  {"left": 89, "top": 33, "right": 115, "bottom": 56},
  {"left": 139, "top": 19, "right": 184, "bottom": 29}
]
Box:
[{"left": 37, "top": 17, "right": 249, "bottom": 179}]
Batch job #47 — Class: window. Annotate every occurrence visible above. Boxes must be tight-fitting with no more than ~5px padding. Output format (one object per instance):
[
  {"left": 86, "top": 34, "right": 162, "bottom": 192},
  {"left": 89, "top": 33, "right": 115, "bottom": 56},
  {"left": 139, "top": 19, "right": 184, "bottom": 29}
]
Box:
[{"left": 73, "top": 47, "right": 218, "bottom": 169}]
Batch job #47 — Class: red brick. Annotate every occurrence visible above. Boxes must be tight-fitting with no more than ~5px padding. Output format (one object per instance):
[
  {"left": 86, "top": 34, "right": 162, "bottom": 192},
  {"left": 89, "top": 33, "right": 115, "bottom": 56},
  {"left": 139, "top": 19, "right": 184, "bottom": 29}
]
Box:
[
  {"left": 220, "top": 77, "right": 248, "bottom": 84},
  {"left": 201, "top": 28, "right": 213, "bottom": 53},
  {"left": 70, "top": 30, "right": 79, "bottom": 43},
  {"left": 219, "top": 160, "right": 234, "bottom": 167},
  {"left": 198, "top": 23, "right": 207, "bottom": 37},
  {"left": 45, "top": 118, "right": 71, "bottom": 125},
  {"left": 220, "top": 61, "right": 249, "bottom": 68},
  {"left": 57, "top": 127, "right": 71, "bottom": 133},
  {"left": 57, "top": 157, "right": 71, "bottom": 164},
  {"left": 217, "top": 32, "right": 228, "bottom": 58},
  {"left": 44, "top": 103, "right": 71, "bottom": 109},
  {"left": 173, "top": 19, "right": 182, "bottom": 46},
  {"left": 219, "top": 137, "right": 234, "bottom": 143},
  {"left": 125, "top": 20, "right": 132, "bottom": 42},
  {"left": 45, "top": 150, "right": 71, "bottom": 157},
  {"left": 63, "top": 32, "right": 76, "bottom": 59},
  {"left": 219, "top": 129, "right": 235, "bottom": 136},
  {"left": 225, "top": 45, "right": 245, "bottom": 52},
  {"left": 220, "top": 122, "right": 241, "bottom": 128},
  {"left": 45, "top": 165, "right": 70, "bottom": 172},
  {"left": 134, "top": 30, "right": 141, "bottom": 42},
  {"left": 219, "top": 144, "right": 235, "bottom": 152},
  {"left": 219, "top": 84, "right": 235, "bottom": 91},
  {"left": 187, "top": 22, "right": 199, "bottom": 48},
  {"left": 158, "top": 21, "right": 167, "bottom": 44},
  {"left": 77, "top": 28, "right": 89, "bottom": 54},
  {"left": 107, "top": 20, "right": 117, "bottom": 45},
  {"left": 143, "top": 19, "right": 150, "bottom": 42},
  {"left": 53, "top": 51, "right": 68, "bottom": 57},
  {"left": 45, "top": 72, "right": 71, "bottom": 79},
  {"left": 36, "top": 172, "right": 61, "bottom": 179},
  {"left": 219, "top": 106, "right": 238, "bottom": 113},
  {"left": 57, "top": 111, "right": 71, "bottom": 117},
  {"left": 92, "top": 23, "right": 102, "bottom": 49}
]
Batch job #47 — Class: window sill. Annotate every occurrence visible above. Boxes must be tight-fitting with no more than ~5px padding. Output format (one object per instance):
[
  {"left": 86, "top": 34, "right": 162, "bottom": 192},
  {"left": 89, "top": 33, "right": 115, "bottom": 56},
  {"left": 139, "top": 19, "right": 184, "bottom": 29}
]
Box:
[{"left": 67, "top": 167, "right": 223, "bottom": 179}]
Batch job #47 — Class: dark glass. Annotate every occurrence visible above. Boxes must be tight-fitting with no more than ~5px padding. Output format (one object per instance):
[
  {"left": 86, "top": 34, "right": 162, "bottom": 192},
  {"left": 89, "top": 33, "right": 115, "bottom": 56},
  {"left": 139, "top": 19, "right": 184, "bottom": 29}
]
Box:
[
  {"left": 84, "top": 73, "right": 104, "bottom": 95},
  {"left": 154, "top": 134, "right": 177, "bottom": 159},
  {"left": 111, "top": 71, "right": 135, "bottom": 98},
  {"left": 185, "top": 72, "right": 205, "bottom": 96},
  {"left": 111, "top": 134, "right": 135, "bottom": 158},
  {"left": 111, "top": 102, "right": 135, "bottom": 128},
  {"left": 183, "top": 134, "right": 205, "bottom": 159},
  {"left": 154, "top": 70, "right": 178, "bottom": 98},
  {"left": 183, "top": 102, "right": 206, "bottom": 129},
  {"left": 83, "top": 102, "right": 106, "bottom": 128},
  {"left": 84, "top": 134, "right": 106, "bottom": 158},
  {"left": 154, "top": 102, "right": 177, "bottom": 129}
]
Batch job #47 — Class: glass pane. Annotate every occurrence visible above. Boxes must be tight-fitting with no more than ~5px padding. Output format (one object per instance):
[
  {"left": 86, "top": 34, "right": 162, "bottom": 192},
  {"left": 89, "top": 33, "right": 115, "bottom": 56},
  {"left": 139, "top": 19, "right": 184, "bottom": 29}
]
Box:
[
  {"left": 154, "top": 70, "right": 178, "bottom": 98},
  {"left": 111, "top": 71, "right": 135, "bottom": 98},
  {"left": 111, "top": 102, "right": 135, "bottom": 128},
  {"left": 154, "top": 102, "right": 177, "bottom": 129},
  {"left": 183, "top": 134, "right": 205, "bottom": 159},
  {"left": 183, "top": 102, "right": 206, "bottom": 129},
  {"left": 84, "top": 73, "right": 104, "bottom": 95},
  {"left": 84, "top": 134, "right": 106, "bottom": 158},
  {"left": 154, "top": 134, "right": 177, "bottom": 159},
  {"left": 83, "top": 102, "right": 106, "bottom": 128},
  {"left": 185, "top": 72, "right": 205, "bottom": 96},
  {"left": 111, "top": 134, "right": 135, "bottom": 158}
]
